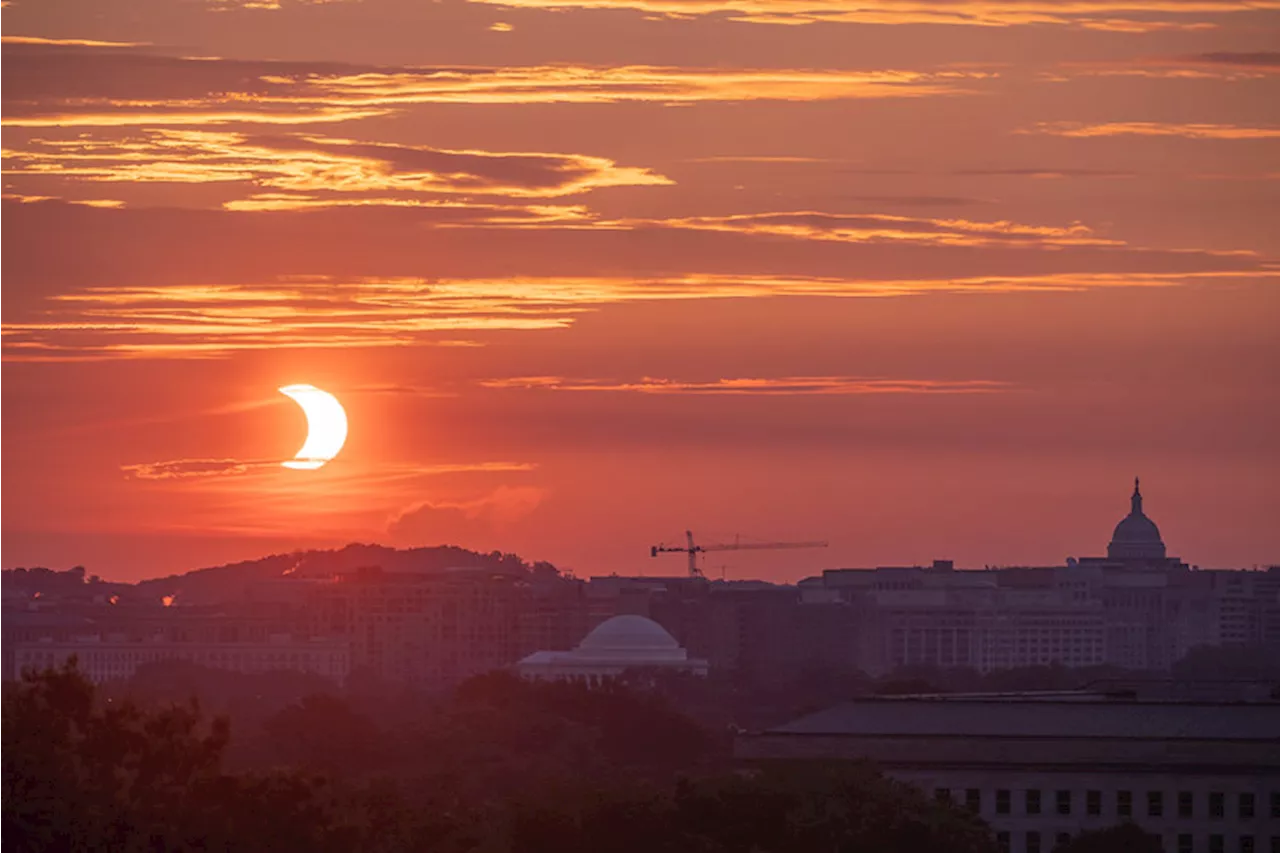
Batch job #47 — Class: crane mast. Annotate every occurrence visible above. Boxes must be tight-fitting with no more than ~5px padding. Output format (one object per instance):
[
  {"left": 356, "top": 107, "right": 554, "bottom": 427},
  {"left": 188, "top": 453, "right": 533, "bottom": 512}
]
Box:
[{"left": 650, "top": 530, "right": 828, "bottom": 578}]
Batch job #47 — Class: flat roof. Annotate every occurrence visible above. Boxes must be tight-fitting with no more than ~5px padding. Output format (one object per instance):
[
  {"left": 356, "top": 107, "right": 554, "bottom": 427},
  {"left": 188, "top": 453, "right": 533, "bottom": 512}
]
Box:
[{"left": 770, "top": 699, "right": 1280, "bottom": 742}]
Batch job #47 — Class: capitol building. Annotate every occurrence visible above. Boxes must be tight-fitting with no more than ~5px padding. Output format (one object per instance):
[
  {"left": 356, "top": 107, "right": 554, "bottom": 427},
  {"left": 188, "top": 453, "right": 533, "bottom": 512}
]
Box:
[{"left": 798, "top": 480, "right": 1280, "bottom": 674}]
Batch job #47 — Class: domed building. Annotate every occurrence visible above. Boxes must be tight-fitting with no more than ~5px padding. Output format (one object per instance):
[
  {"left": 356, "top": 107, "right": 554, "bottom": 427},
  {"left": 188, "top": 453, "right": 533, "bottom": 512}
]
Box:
[
  {"left": 1107, "top": 478, "right": 1167, "bottom": 561},
  {"left": 516, "top": 614, "right": 709, "bottom": 682}
]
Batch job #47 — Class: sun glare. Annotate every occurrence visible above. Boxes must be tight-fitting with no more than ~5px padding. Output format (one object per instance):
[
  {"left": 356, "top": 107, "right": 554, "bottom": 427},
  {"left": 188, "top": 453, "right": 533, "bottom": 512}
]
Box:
[{"left": 278, "top": 384, "right": 348, "bottom": 469}]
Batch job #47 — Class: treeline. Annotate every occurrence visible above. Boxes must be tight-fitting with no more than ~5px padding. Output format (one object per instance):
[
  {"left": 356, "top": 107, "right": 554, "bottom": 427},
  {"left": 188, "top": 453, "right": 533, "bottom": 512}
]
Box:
[
  {"left": 1, "top": 565, "right": 122, "bottom": 596},
  {"left": 4, "top": 663, "right": 1001, "bottom": 853}
]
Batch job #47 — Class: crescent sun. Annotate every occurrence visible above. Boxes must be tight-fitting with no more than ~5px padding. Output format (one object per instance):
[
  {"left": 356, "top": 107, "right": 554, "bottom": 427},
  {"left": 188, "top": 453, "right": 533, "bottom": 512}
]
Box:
[{"left": 278, "top": 384, "right": 348, "bottom": 470}]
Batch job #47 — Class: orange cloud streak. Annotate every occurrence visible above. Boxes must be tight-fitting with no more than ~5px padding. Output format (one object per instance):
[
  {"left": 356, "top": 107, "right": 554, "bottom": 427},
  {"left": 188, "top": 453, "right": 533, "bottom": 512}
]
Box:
[
  {"left": 621, "top": 212, "right": 1119, "bottom": 247},
  {"left": 1, "top": 36, "right": 145, "bottom": 47},
  {"left": 3, "top": 130, "right": 671, "bottom": 198},
  {"left": 1, "top": 62, "right": 993, "bottom": 131},
  {"left": 479, "top": 376, "right": 1013, "bottom": 394},
  {"left": 1023, "top": 121, "right": 1280, "bottom": 139},
  {"left": 461, "top": 0, "right": 1280, "bottom": 29},
  {"left": 7, "top": 270, "right": 1274, "bottom": 360}
]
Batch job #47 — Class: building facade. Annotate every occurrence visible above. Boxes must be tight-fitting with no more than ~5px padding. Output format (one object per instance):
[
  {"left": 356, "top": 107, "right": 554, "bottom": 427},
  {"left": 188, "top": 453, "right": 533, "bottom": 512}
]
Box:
[
  {"left": 794, "top": 482, "right": 1279, "bottom": 675},
  {"left": 306, "top": 566, "right": 525, "bottom": 689},
  {"left": 736, "top": 695, "right": 1280, "bottom": 853},
  {"left": 12, "top": 634, "right": 350, "bottom": 684}
]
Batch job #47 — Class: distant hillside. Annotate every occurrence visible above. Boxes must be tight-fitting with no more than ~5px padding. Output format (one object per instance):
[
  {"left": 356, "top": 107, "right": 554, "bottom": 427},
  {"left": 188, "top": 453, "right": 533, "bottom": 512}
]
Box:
[
  {"left": 1, "top": 565, "right": 131, "bottom": 601},
  {"left": 133, "top": 544, "right": 560, "bottom": 604}
]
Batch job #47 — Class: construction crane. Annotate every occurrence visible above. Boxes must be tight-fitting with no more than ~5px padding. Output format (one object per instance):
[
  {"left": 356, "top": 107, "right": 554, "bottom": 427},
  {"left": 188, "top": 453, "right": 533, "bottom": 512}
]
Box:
[{"left": 650, "top": 530, "right": 828, "bottom": 578}]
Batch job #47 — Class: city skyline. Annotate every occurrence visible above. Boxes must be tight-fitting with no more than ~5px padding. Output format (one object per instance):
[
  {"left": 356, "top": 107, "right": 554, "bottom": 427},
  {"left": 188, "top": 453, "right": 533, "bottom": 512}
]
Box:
[
  {"left": 3, "top": 0, "right": 1278, "bottom": 582},
  {"left": 6, "top": 476, "right": 1274, "bottom": 586}
]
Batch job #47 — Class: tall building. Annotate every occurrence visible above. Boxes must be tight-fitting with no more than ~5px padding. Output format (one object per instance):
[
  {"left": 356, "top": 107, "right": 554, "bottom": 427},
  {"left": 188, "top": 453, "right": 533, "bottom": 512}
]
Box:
[{"left": 307, "top": 566, "right": 524, "bottom": 690}]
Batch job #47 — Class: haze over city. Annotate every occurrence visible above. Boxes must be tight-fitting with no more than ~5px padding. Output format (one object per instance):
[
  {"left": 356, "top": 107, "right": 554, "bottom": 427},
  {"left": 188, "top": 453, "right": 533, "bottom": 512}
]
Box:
[{"left": 4, "top": 3, "right": 1280, "bottom": 852}]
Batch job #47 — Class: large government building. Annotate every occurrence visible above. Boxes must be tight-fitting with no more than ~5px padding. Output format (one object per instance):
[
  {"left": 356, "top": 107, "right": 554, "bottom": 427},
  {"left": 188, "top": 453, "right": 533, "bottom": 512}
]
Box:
[{"left": 736, "top": 692, "right": 1280, "bottom": 853}]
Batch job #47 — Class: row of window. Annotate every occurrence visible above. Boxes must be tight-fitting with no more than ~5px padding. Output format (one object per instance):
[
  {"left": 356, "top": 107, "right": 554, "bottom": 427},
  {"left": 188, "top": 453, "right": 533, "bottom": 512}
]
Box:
[
  {"left": 996, "top": 832, "right": 1276, "bottom": 853},
  {"left": 935, "top": 788, "right": 1277, "bottom": 820}
]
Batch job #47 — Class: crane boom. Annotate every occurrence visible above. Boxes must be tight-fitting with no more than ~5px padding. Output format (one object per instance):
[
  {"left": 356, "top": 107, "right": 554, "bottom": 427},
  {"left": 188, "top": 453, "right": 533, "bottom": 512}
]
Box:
[
  {"left": 649, "top": 530, "right": 828, "bottom": 578},
  {"left": 701, "top": 540, "right": 828, "bottom": 553}
]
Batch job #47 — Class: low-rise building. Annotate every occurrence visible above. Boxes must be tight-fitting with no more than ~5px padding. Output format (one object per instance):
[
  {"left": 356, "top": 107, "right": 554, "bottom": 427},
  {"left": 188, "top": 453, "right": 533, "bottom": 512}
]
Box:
[
  {"left": 12, "top": 633, "right": 351, "bottom": 684},
  {"left": 736, "top": 694, "right": 1280, "bottom": 853}
]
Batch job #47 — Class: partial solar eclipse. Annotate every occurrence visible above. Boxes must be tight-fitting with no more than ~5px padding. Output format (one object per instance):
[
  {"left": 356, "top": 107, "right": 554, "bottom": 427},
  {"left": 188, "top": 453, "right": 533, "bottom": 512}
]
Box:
[{"left": 278, "top": 384, "right": 348, "bottom": 470}]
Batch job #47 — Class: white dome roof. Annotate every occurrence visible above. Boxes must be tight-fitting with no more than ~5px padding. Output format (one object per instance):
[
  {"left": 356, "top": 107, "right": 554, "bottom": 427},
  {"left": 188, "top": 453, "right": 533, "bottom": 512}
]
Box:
[{"left": 578, "top": 615, "right": 679, "bottom": 652}]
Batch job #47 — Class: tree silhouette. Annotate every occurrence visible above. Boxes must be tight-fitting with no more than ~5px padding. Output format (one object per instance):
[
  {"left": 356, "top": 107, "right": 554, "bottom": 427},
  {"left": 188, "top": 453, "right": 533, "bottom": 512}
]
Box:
[{"left": 1052, "top": 823, "right": 1163, "bottom": 853}]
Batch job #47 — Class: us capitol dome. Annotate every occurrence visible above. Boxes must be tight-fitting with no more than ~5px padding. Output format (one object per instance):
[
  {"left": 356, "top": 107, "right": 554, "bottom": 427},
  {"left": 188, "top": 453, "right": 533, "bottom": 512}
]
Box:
[{"left": 1106, "top": 478, "right": 1167, "bottom": 561}]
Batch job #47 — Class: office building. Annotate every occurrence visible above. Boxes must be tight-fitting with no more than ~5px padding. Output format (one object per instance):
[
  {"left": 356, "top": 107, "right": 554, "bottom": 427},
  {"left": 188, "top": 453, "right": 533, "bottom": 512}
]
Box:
[{"left": 737, "top": 693, "right": 1280, "bottom": 853}]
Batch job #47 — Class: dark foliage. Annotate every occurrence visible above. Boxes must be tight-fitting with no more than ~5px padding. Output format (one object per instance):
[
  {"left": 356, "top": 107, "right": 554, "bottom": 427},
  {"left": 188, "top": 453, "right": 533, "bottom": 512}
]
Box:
[
  {"left": 1052, "top": 823, "right": 1164, "bottom": 853},
  {"left": 1172, "top": 644, "right": 1280, "bottom": 682},
  {"left": 4, "top": 663, "right": 998, "bottom": 853},
  {"left": 132, "top": 543, "right": 562, "bottom": 605}
]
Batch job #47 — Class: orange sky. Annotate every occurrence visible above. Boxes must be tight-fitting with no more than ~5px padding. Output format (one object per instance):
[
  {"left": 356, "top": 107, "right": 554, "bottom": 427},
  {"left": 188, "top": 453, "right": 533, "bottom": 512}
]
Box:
[{"left": 2, "top": 0, "right": 1278, "bottom": 582}]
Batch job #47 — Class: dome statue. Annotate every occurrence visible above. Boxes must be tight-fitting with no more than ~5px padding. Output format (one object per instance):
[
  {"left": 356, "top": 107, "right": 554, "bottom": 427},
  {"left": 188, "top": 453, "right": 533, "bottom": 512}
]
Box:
[{"left": 1107, "top": 478, "right": 1166, "bottom": 561}]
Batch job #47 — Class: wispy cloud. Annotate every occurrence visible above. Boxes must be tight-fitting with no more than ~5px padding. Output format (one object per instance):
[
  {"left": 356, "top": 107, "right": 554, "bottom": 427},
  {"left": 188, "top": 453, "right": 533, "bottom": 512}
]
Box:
[
  {"left": 121, "top": 458, "right": 276, "bottom": 479},
  {"left": 951, "top": 168, "right": 1138, "bottom": 179},
  {"left": 387, "top": 485, "right": 548, "bottom": 543},
  {"left": 1043, "top": 54, "right": 1280, "bottom": 80},
  {"left": 4, "top": 108, "right": 395, "bottom": 129},
  {"left": 1167, "top": 51, "right": 1280, "bottom": 69},
  {"left": 1023, "top": 121, "right": 1280, "bottom": 139},
  {"left": 0, "top": 36, "right": 145, "bottom": 47},
  {"left": 2, "top": 47, "right": 993, "bottom": 130},
  {"left": 8, "top": 269, "right": 1272, "bottom": 360},
  {"left": 479, "top": 376, "right": 1014, "bottom": 395},
  {"left": 123, "top": 456, "right": 536, "bottom": 481},
  {"left": 619, "top": 211, "right": 1119, "bottom": 247},
  {"left": 461, "top": 0, "right": 1279, "bottom": 30},
  {"left": 298, "top": 65, "right": 991, "bottom": 105},
  {"left": 2, "top": 192, "right": 126, "bottom": 207},
  {"left": 2, "top": 130, "right": 669, "bottom": 198}
]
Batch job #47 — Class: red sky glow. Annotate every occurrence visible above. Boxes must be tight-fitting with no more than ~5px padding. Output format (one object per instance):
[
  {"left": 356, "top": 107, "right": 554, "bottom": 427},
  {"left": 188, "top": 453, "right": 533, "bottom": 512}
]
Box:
[{"left": 2, "top": 0, "right": 1277, "bottom": 581}]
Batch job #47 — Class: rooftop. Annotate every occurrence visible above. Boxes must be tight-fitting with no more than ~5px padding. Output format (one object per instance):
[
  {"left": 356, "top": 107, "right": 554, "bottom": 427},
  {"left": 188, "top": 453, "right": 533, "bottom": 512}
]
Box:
[{"left": 768, "top": 697, "right": 1280, "bottom": 741}]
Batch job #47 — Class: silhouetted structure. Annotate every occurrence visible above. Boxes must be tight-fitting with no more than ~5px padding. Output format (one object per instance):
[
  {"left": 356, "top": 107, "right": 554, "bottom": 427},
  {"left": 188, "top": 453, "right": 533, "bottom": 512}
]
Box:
[
  {"left": 5, "top": 483, "right": 1278, "bottom": 689},
  {"left": 1107, "top": 478, "right": 1167, "bottom": 562}
]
